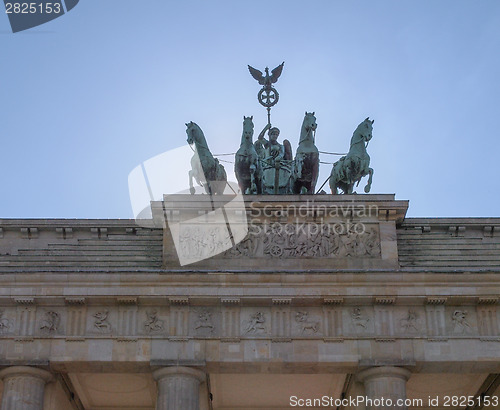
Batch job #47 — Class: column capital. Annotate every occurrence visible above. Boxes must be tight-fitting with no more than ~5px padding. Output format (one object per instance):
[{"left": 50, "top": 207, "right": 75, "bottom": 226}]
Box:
[
  {"left": 357, "top": 366, "right": 411, "bottom": 383},
  {"left": 153, "top": 366, "right": 205, "bottom": 382},
  {"left": 0, "top": 366, "right": 53, "bottom": 383}
]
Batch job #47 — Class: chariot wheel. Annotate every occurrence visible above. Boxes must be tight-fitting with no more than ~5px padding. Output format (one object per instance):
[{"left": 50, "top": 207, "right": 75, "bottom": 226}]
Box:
[{"left": 268, "top": 245, "right": 283, "bottom": 257}]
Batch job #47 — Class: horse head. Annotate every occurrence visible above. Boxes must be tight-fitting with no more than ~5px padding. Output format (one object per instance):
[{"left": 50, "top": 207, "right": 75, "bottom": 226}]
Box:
[
  {"left": 186, "top": 121, "right": 204, "bottom": 146},
  {"left": 242, "top": 116, "right": 254, "bottom": 144},
  {"left": 299, "top": 111, "right": 317, "bottom": 144},
  {"left": 355, "top": 117, "right": 374, "bottom": 143}
]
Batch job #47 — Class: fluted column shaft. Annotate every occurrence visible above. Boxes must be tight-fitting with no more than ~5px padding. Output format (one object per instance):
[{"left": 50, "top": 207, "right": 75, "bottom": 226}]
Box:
[
  {"left": 153, "top": 366, "right": 205, "bottom": 410},
  {"left": 357, "top": 366, "right": 411, "bottom": 410},
  {"left": 0, "top": 366, "right": 53, "bottom": 410}
]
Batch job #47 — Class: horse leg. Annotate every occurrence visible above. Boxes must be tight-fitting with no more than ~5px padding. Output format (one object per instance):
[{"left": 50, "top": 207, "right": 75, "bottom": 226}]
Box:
[
  {"left": 329, "top": 173, "right": 337, "bottom": 195},
  {"left": 216, "top": 164, "right": 228, "bottom": 195},
  {"left": 293, "top": 157, "right": 303, "bottom": 194},
  {"left": 364, "top": 168, "right": 374, "bottom": 193},
  {"left": 243, "top": 177, "right": 250, "bottom": 195},
  {"left": 300, "top": 181, "right": 314, "bottom": 194},
  {"left": 248, "top": 164, "right": 256, "bottom": 194},
  {"left": 311, "top": 161, "right": 319, "bottom": 194},
  {"left": 189, "top": 170, "right": 195, "bottom": 195},
  {"left": 205, "top": 181, "right": 212, "bottom": 195},
  {"left": 296, "top": 157, "right": 303, "bottom": 179},
  {"left": 255, "top": 167, "right": 262, "bottom": 195}
]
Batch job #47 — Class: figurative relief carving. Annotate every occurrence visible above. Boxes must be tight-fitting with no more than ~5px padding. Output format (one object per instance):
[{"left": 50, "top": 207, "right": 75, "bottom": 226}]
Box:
[
  {"left": 179, "top": 226, "right": 231, "bottom": 259},
  {"left": 224, "top": 223, "right": 380, "bottom": 259},
  {"left": 339, "top": 227, "right": 379, "bottom": 258},
  {"left": 93, "top": 311, "right": 111, "bottom": 333},
  {"left": 0, "top": 310, "right": 11, "bottom": 333},
  {"left": 0, "top": 305, "right": 489, "bottom": 340},
  {"left": 230, "top": 233, "right": 259, "bottom": 257},
  {"left": 400, "top": 310, "right": 419, "bottom": 333},
  {"left": 452, "top": 310, "right": 472, "bottom": 334},
  {"left": 295, "top": 311, "right": 319, "bottom": 334},
  {"left": 195, "top": 310, "right": 214, "bottom": 333},
  {"left": 144, "top": 310, "right": 164, "bottom": 333},
  {"left": 351, "top": 308, "right": 369, "bottom": 330},
  {"left": 40, "top": 311, "right": 60, "bottom": 333},
  {"left": 244, "top": 312, "right": 266, "bottom": 334}
]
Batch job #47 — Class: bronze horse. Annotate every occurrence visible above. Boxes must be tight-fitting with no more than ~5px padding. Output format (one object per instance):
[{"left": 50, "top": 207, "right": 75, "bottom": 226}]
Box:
[
  {"left": 329, "top": 117, "right": 374, "bottom": 194},
  {"left": 235, "top": 116, "right": 261, "bottom": 194},
  {"left": 186, "top": 121, "right": 227, "bottom": 195},
  {"left": 293, "top": 112, "right": 319, "bottom": 194}
]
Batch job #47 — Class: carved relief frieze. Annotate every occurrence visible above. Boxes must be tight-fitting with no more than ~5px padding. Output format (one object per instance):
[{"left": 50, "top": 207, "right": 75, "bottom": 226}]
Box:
[
  {"left": 178, "top": 225, "right": 231, "bottom": 260},
  {"left": 193, "top": 309, "right": 215, "bottom": 335},
  {"left": 351, "top": 307, "right": 370, "bottom": 332},
  {"left": 451, "top": 310, "right": 473, "bottom": 335},
  {"left": 40, "top": 311, "right": 60, "bottom": 334},
  {"left": 222, "top": 223, "right": 380, "bottom": 259},
  {"left": 0, "top": 309, "right": 13, "bottom": 334},
  {"left": 92, "top": 311, "right": 112, "bottom": 334},
  {"left": 243, "top": 311, "right": 268, "bottom": 335},
  {"left": 0, "top": 300, "right": 496, "bottom": 341},
  {"left": 399, "top": 309, "right": 421, "bottom": 334},
  {"left": 294, "top": 311, "right": 320, "bottom": 335},
  {"left": 144, "top": 309, "right": 165, "bottom": 334}
]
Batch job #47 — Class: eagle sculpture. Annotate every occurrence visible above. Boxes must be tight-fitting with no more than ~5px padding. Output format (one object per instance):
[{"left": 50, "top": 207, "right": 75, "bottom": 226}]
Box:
[{"left": 248, "top": 62, "right": 285, "bottom": 89}]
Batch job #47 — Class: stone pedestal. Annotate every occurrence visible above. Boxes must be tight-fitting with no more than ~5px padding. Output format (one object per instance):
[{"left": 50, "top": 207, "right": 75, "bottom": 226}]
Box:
[
  {"left": 357, "top": 367, "right": 411, "bottom": 410},
  {"left": 153, "top": 194, "right": 409, "bottom": 269},
  {"left": 0, "top": 366, "right": 53, "bottom": 410},
  {"left": 153, "top": 366, "right": 205, "bottom": 410}
]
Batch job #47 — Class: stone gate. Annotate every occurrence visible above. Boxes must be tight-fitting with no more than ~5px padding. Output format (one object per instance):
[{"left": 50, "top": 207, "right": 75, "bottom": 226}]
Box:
[{"left": 0, "top": 194, "right": 499, "bottom": 409}]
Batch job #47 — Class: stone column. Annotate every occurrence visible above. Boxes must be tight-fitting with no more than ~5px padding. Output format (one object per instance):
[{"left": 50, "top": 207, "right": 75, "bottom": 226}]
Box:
[
  {"left": 153, "top": 366, "right": 205, "bottom": 410},
  {"left": 0, "top": 366, "right": 53, "bottom": 410},
  {"left": 357, "top": 366, "right": 411, "bottom": 410}
]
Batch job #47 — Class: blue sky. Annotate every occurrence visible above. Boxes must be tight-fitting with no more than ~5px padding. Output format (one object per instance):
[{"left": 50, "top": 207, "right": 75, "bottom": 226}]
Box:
[{"left": 1, "top": 0, "right": 499, "bottom": 218}]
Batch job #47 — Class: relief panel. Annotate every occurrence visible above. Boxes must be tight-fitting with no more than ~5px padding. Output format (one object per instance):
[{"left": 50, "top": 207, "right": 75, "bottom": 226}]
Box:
[
  {"left": 222, "top": 223, "right": 380, "bottom": 259},
  {"left": 241, "top": 309, "right": 270, "bottom": 337}
]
